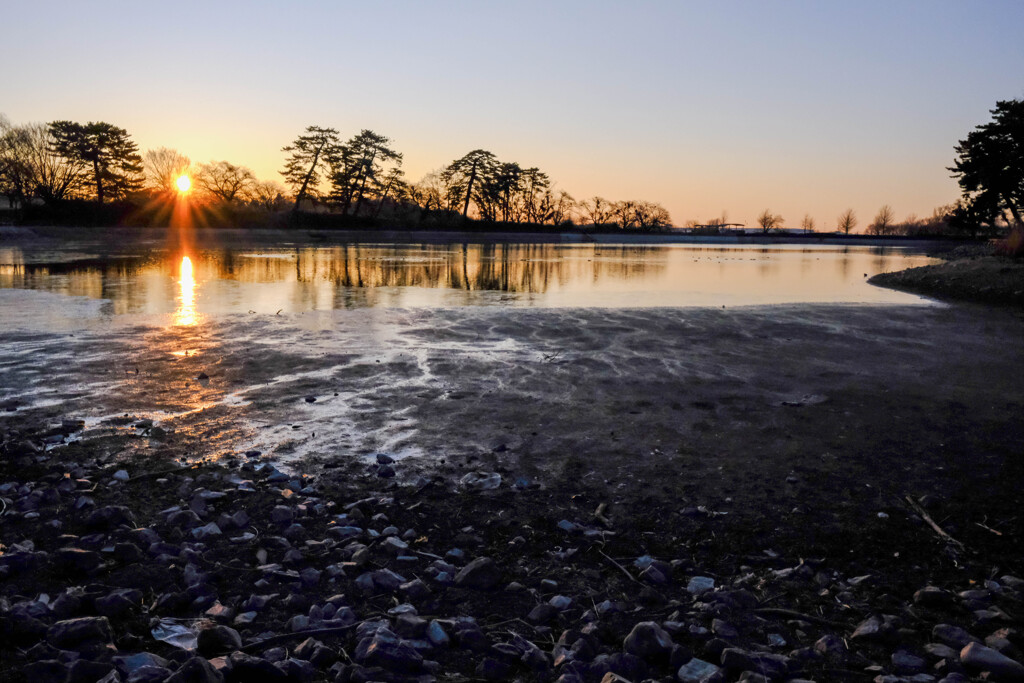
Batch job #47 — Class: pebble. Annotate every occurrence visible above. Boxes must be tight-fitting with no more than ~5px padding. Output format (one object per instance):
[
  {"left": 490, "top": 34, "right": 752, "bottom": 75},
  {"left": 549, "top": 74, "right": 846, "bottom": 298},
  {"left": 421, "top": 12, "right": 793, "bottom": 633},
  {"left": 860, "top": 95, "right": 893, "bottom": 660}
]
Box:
[
  {"left": 933, "top": 624, "right": 980, "bottom": 649},
  {"left": 454, "top": 557, "right": 502, "bottom": 590},
  {"left": 196, "top": 625, "right": 242, "bottom": 657},
  {"left": 687, "top": 576, "right": 715, "bottom": 595},
  {"left": 960, "top": 642, "right": 1024, "bottom": 680},
  {"left": 623, "top": 621, "right": 674, "bottom": 659},
  {"left": 677, "top": 657, "right": 721, "bottom": 683},
  {"left": 47, "top": 617, "right": 113, "bottom": 649}
]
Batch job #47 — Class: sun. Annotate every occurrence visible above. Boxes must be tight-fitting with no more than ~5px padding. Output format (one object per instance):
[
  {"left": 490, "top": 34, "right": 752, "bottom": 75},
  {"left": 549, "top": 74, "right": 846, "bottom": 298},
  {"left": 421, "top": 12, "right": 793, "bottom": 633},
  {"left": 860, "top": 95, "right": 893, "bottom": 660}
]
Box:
[{"left": 175, "top": 174, "right": 191, "bottom": 193}]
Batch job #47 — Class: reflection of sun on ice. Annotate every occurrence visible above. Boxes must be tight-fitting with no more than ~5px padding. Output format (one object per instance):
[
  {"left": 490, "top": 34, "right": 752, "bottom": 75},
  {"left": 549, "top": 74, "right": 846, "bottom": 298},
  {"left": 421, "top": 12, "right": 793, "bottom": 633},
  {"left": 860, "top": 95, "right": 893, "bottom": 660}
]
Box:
[
  {"left": 175, "top": 255, "right": 198, "bottom": 326},
  {"left": 176, "top": 175, "right": 191, "bottom": 194}
]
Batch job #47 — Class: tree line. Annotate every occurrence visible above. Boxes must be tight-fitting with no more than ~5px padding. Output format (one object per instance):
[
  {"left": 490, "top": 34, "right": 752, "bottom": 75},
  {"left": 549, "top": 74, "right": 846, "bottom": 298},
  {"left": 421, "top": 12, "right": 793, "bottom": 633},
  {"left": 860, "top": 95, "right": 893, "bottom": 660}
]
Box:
[
  {"left": 278, "top": 126, "right": 672, "bottom": 230},
  {"left": 0, "top": 116, "right": 672, "bottom": 230},
  {"left": 3, "top": 98, "right": 1022, "bottom": 237},
  {"left": 0, "top": 116, "right": 286, "bottom": 212}
]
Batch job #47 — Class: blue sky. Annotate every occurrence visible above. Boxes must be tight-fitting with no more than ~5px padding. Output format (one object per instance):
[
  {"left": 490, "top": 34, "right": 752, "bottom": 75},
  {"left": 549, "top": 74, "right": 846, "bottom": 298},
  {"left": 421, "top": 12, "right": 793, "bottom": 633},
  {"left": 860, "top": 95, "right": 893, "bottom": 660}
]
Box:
[{"left": 3, "top": 0, "right": 1023, "bottom": 227}]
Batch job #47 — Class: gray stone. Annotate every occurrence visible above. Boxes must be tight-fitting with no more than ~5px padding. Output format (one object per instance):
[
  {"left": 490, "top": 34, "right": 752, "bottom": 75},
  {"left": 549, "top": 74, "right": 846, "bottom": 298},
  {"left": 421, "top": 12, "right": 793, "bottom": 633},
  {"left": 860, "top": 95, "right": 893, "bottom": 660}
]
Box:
[
  {"left": 933, "top": 624, "right": 980, "bottom": 649},
  {"left": 228, "top": 652, "right": 287, "bottom": 680},
  {"left": 47, "top": 617, "right": 113, "bottom": 649},
  {"left": 687, "top": 576, "right": 715, "bottom": 595},
  {"left": 924, "top": 643, "right": 959, "bottom": 660},
  {"left": 712, "top": 619, "right": 738, "bottom": 639},
  {"left": 678, "top": 658, "right": 721, "bottom": 683},
  {"left": 54, "top": 547, "right": 102, "bottom": 573},
  {"left": 852, "top": 616, "right": 885, "bottom": 640},
  {"left": 96, "top": 589, "right": 141, "bottom": 618},
  {"left": 372, "top": 568, "right": 407, "bottom": 591},
  {"left": 197, "top": 625, "right": 243, "bottom": 657},
  {"left": 960, "top": 642, "right": 1024, "bottom": 680},
  {"left": 720, "top": 648, "right": 790, "bottom": 680},
  {"left": 165, "top": 656, "right": 224, "bottom": 683},
  {"left": 454, "top": 557, "right": 502, "bottom": 590},
  {"left": 114, "top": 653, "right": 170, "bottom": 675},
  {"left": 426, "top": 620, "right": 450, "bottom": 647},
  {"left": 624, "top": 621, "right": 674, "bottom": 659},
  {"left": 126, "top": 666, "right": 172, "bottom": 682},
  {"left": 529, "top": 603, "right": 560, "bottom": 624},
  {"left": 192, "top": 523, "right": 222, "bottom": 540},
  {"left": 85, "top": 505, "right": 133, "bottom": 529},
  {"left": 915, "top": 586, "right": 954, "bottom": 607},
  {"left": 600, "top": 674, "right": 633, "bottom": 683},
  {"left": 892, "top": 650, "right": 927, "bottom": 675},
  {"left": 270, "top": 506, "right": 295, "bottom": 524},
  {"left": 549, "top": 595, "right": 573, "bottom": 610},
  {"left": 381, "top": 536, "right": 408, "bottom": 554},
  {"left": 356, "top": 629, "right": 423, "bottom": 673}
]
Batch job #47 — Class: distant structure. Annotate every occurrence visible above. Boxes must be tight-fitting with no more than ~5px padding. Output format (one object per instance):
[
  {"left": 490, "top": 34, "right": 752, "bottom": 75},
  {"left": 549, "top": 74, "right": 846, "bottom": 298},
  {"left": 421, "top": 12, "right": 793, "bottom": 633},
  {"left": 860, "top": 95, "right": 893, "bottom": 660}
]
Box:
[
  {"left": 682, "top": 223, "right": 748, "bottom": 234},
  {"left": 694, "top": 223, "right": 745, "bottom": 231}
]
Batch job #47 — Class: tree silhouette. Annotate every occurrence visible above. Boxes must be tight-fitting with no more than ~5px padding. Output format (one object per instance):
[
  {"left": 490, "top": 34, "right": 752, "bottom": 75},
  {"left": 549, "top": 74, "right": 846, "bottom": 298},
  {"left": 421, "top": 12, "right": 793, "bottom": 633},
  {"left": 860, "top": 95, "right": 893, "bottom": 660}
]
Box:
[
  {"left": 867, "top": 205, "right": 896, "bottom": 235},
  {"left": 1, "top": 120, "right": 86, "bottom": 206},
  {"left": 801, "top": 214, "right": 816, "bottom": 232},
  {"left": 49, "top": 121, "right": 143, "bottom": 202},
  {"left": 144, "top": 147, "right": 191, "bottom": 195},
  {"left": 950, "top": 99, "right": 1024, "bottom": 228},
  {"left": 756, "top": 209, "right": 783, "bottom": 233},
  {"left": 329, "top": 130, "right": 402, "bottom": 216},
  {"left": 442, "top": 149, "right": 497, "bottom": 219},
  {"left": 837, "top": 209, "right": 857, "bottom": 234},
  {"left": 195, "top": 161, "right": 256, "bottom": 202},
  {"left": 281, "top": 126, "right": 340, "bottom": 212},
  {"left": 582, "top": 197, "right": 614, "bottom": 226}
]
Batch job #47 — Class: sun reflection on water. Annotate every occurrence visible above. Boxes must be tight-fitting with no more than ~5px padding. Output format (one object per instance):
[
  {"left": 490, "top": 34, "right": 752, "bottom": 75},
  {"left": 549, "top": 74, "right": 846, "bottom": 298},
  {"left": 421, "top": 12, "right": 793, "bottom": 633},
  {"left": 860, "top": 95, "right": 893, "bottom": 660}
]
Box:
[{"left": 175, "top": 255, "right": 198, "bottom": 326}]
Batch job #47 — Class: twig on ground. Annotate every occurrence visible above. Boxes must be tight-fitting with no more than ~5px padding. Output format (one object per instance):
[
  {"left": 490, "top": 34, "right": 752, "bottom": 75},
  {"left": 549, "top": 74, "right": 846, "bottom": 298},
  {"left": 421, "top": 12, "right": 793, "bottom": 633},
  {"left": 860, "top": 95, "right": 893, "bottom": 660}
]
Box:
[
  {"left": 904, "top": 495, "right": 966, "bottom": 550},
  {"left": 127, "top": 463, "right": 203, "bottom": 482},
  {"left": 598, "top": 549, "right": 641, "bottom": 585},
  {"left": 239, "top": 624, "right": 357, "bottom": 653},
  {"left": 751, "top": 607, "right": 844, "bottom": 628},
  {"left": 594, "top": 502, "right": 612, "bottom": 526},
  {"left": 975, "top": 521, "right": 1004, "bottom": 536}
]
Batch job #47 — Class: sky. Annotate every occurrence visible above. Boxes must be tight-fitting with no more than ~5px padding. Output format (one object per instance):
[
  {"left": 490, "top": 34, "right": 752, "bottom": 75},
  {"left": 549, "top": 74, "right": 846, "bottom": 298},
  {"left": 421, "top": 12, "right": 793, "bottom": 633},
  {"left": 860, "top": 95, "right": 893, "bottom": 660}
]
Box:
[{"left": 3, "top": 0, "right": 1023, "bottom": 228}]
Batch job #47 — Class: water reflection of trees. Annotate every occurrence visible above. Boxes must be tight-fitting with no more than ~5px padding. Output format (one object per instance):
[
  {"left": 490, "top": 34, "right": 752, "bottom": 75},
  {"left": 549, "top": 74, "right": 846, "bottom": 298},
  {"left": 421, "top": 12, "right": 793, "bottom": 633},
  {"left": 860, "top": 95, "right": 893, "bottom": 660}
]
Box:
[
  {"left": 211, "top": 244, "right": 668, "bottom": 294},
  {"left": 0, "top": 256, "right": 152, "bottom": 310}
]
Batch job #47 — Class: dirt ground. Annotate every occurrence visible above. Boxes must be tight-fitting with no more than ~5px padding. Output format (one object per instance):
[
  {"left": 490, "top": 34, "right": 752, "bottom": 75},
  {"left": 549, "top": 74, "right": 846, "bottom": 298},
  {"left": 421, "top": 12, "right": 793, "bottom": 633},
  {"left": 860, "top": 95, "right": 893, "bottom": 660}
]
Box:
[{"left": 3, "top": 300, "right": 1024, "bottom": 582}]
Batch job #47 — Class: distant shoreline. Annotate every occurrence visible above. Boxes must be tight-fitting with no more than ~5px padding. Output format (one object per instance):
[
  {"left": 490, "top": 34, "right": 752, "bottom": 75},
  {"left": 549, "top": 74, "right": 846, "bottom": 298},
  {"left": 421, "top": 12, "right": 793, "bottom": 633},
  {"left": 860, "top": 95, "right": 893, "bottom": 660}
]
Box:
[{"left": 0, "top": 224, "right": 972, "bottom": 251}]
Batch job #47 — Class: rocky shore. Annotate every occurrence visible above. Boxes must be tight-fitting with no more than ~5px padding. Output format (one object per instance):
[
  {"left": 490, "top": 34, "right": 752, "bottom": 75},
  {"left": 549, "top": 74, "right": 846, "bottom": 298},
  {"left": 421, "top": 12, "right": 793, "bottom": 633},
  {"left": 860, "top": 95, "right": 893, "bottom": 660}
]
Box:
[
  {"left": 869, "top": 247, "right": 1024, "bottom": 308},
  {"left": 2, "top": 422, "right": 1023, "bottom": 683}
]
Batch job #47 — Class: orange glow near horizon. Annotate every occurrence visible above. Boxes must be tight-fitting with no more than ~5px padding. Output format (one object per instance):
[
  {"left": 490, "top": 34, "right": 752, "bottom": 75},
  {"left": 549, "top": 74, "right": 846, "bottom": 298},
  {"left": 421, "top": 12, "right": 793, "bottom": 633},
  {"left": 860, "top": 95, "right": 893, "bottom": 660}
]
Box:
[
  {"left": 176, "top": 174, "right": 192, "bottom": 194},
  {"left": 175, "top": 255, "right": 198, "bottom": 326}
]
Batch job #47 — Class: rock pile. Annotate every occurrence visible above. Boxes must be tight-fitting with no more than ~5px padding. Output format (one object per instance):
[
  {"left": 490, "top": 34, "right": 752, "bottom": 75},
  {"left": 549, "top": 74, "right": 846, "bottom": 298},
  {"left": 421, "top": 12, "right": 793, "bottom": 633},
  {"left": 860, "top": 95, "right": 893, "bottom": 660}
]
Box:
[{"left": 1, "top": 430, "right": 1023, "bottom": 682}]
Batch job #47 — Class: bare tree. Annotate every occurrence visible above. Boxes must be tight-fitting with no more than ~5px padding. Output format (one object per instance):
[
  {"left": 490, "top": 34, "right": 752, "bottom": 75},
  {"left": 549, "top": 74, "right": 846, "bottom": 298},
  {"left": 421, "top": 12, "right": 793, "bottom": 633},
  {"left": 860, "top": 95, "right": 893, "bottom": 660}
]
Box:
[
  {"left": 248, "top": 180, "right": 287, "bottom": 211},
  {"left": 144, "top": 147, "right": 191, "bottom": 194},
  {"left": 549, "top": 190, "right": 577, "bottom": 225},
  {"left": 756, "top": 209, "right": 783, "bottom": 233},
  {"left": 867, "top": 204, "right": 896, "bottom": 235},
  {"left": 195, "top": 161, "right": 256, "bottom": 202},
  {"left": 837, "top": 208, "right": 857, "bottom": 234},
  {"left": 582, "top": 196, "right": 614, "bottom": 226},
  {"left": 634, "top": 200, "right": 672, "bottom": 228},
  {"left": 1, "top": 120, "right": 86, "bottom": 205},
  {"left": 408, "top": 170, "right": 451, "bottom": 216},
  {"left": 801, "top": 214, "right": 816, "bottom": 232}
]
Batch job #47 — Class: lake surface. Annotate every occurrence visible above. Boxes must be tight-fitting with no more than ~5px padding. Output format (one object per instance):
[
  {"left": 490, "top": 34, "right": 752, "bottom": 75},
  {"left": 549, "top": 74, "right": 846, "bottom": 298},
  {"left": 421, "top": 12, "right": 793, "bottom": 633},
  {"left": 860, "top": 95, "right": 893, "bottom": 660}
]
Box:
[{"left": 0, "top": 243, "right": 938, "bottom": 330}]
